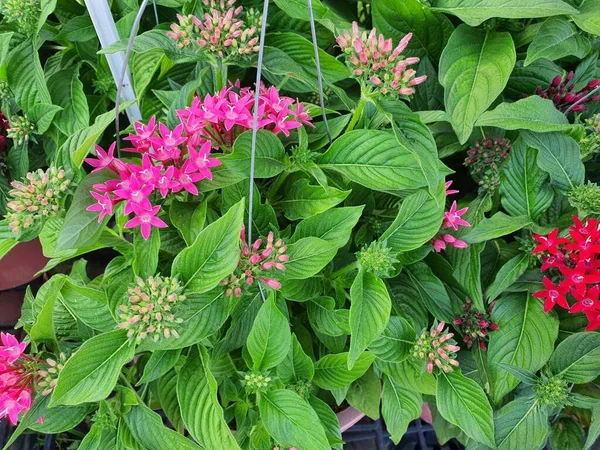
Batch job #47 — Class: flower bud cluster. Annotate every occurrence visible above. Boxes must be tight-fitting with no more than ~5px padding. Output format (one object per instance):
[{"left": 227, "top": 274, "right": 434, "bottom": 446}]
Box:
[
  {"left": 412, "top": 322, "right": 460, "bottom": 373},
  {"left": 168, "top": 0, "right": 260, "bottom": 61},
  {"left": 579, "top": 113, "right": 600, "bottom": 159},
  {"left": 568, "top": 181, "right": 600, "bottom": 217},
  {"left": 356, "top": 241, "right": 398, "bottom": 278},
  {"left": 6, "top": 167, "right": 70, "bottom": 233},
  {"left": 0, "top": 80, "right": 12, "bottom": 102},
  {"left": 464, "top": 138, "right": 511, "bottom": 193},
  {"left": 534, "top": 72, "right": 600, "bottom": 112},
  {"left": 118, "top": 276, "right": 186, "bottom": 344},
  {"left": 221, "top": 226, "right": 287, "bottom": 297},
  {"left": 7, "top": 115, "right": 36, "bottom": 146},
  {"left": 36, "top": 353, "right": 66, "bottom": 396},
  {"left": 0, "top": 0, "right": 39, "bottom": 34},
  {"left": 242, "top": 371, "right": 271, "bottom": 393},
  {"left": 336, "top": 22, "right": 426, "bottom": 97},
  {"left": 453, "top": 298, "right": 499, "bottom": 350},
  {"left": 535, "top": 374, "right": 569, "bottom": 407}
]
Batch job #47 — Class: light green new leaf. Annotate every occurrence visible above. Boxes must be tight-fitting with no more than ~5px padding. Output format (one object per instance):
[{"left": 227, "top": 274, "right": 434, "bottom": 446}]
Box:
[
  {"left": 313, "top": 352, "right": 376, "bottom": 389},
  {"left": 372, "top": 0, "right": 454, "bottom": 60},
  {"left": 51, "top": 330, "right": 135, "bottom": 406},
  {"left": 318, "top": 130, "right": 430, "bottom": 191},
  {"left": 494, "top": 398, "right": 548, "bottom": 450},
  {"left": 475, "top": 96, "right": 575, "bottom": 133},
  {"left": 573, "top": 0, "right": 600, "bottom": 35},
  {"left": 485, "top": 254, "right": 530, "bottom": 302},
  {"left": 439, "top": 25, "right": 516, "bottom": 143},
  {"left": 349, "top": 271, "right": 391, "bottom": 369},
  {"left": 177, "top": 347, "right": 240, "bottom": 449},
  {"left": 247, "top": 295, "right": 292, "bottom": 371},
  {"left": 525, "top": 17, "right": 592, "bottom": 66},
  {"left": 308, "top": 395, "right": 344, "bottom": 449},
  {"left": 283, "top": 237, "right": 338, "bottom": 280},
  {"left": 382, "top": 375, "right": 422, "bottom": 444},
  {"left": 436, "top": 370, "right": 495, "bottom": 448},
  {"left": 499, "top": 138, "right": 554, "bottom": 220},
  {"left": 277, "top": 333, "right": 315, "bottom": 383},
  {"left": 462, "top": 213, "right": 532, "bottom": 244},
  {"left": 138, "top": 349, "right": 181, "bottom": 385},
  {"left": 548, "top": 332, "right": 600, "bottom": 383},
  {"left": 430, "top": 0, "right": 578, "bottom": 27},
  {"left": 488, "top": 293, "right": 559, "bottom": 404},
  {"left": 172, "top": 199, "right": 244, "bottom": 294},
  {"left": 291, "top": 206, "right": 364, "bottom": 248},
  {"left": 522, "top": 131, "right": 585, "bottom": 193},
  {"left": 259, "top": 389, "right": 330, "bottom": 450}
]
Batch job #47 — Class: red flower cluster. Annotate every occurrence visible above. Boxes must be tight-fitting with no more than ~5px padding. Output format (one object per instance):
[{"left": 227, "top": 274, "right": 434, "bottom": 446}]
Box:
[
  {"left": 86, "top": 82, "right": 313, "bottom": 239},
  {"left": 532, "top": 217, "right": 600, "bottom": 330},
  {"left": 453, "top": 297, "right": 499, "bottom": 350},
  {"left": 534, "top": 72, "right": 600, "bottom": 113}
]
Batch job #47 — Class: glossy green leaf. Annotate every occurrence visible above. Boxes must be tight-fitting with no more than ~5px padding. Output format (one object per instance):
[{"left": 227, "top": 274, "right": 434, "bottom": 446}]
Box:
[
  {"left": 307, "top": 297, "right": 350, "bottom": 337},
  {"left": 47, "top": 66, "right": 89, "bottom": 135},
  {"left": 133, "top": 229, "right": 160, "bottom": 279},
  {"left": 308, "top": 395, "right": 344, "bottom": 449},
  {"left": 224, "top": 130, "right": 286, "bottom": 178},
  {"left": 291, "top": 206, "right": 363, "bottom": 248},
  {"left": 548, "top": 332, "right": 600, "bottom": 383},
  {"left": 313, "top": 352, "right": 376, "bottom": 389},
  {"left": 278, "top": 333, "right": 315, "bottom": 383},
  {"left": 59, "top": 277, "right": 115, "bottom": 332},
  {"left": 369, "top": 316, "right": 415, "bottom": 363},
  {"left": 382, "top": 375, "right": 422, "bottom": 444},
  {"left": 169, "top": 200, "right": 206, "bottom": 246},
  {"left": 283, "top": 237, "right": 338, "bottom": 280},
  {"left": 405, "top": 262, "right": 454, "bottom": 323},
  {"left": 439, "top": 25, "right": 516, "bottom": 143},
  {"left": 280, "top": 178, "right": 350, "bottom": 221},
  {"left": 463, "top": 213, "right": 532, "bottom": 244},
  {"left": 436, "top": 370, "right": 495, "bottom": 448},
  {"left": 485, "top": 254, "right": 530, "bottom": 302},
  {"left": 172, "top": 199, "right": 244, "bottom": 294},
  {"left": 573, "top": 0, "right": 600, "bottom": 35},
  {"left": 138, "top": 349, "right": 181, "bottom": 385},
  {"left": 525, "top": 17, "right": 591, "bottom": 66},
  {"left": 494, "top": 398, "right": 548, "bottom": 450}
]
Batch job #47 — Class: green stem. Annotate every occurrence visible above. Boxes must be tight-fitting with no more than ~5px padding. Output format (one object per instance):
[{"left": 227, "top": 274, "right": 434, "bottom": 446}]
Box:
[
  {"left": 213, "top": 61, "right": 228, "bottom": 92},
  {"left": 346, "top": 97, "right": 366, "bottom": 132},
  {"left": 330, "top": 261, "right": 358, "bottom": 280}
]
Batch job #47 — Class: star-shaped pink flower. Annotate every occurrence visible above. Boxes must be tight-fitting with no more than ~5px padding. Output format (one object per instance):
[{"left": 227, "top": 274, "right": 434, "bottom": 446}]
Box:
[{"left": 124, "top": 204, "right": 167, "bottom": 240}]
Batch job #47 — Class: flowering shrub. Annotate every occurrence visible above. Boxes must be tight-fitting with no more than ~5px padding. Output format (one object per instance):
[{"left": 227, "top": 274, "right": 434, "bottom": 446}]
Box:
[{"left": 1, "top": 1, "right": 600, "bottom": 450}]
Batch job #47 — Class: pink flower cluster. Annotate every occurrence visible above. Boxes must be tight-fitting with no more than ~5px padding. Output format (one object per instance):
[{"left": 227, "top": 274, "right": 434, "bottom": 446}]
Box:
[
  {"left": 221, "top": 226, "right": 288, "bottom": 297},
  {"left": 336, "top": 22, "right": 426, "bottom": 96},
  {"left": 432, "top": 181, "right": 470, "bottom": 252},
  {"left": 168, "top": 0, "right": 261, "bottom": 59},
  {"left": 0, "top": 333, "right": 32, "bottom": 425},
  {"left": 177, "top": 83, "right": 313, "bottom": 149}
]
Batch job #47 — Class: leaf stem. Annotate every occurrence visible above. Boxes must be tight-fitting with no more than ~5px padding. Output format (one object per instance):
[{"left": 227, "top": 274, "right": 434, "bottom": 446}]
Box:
[
  {"left": 346, "top": 96, "right": 366, "bottom": 132},
  {"left": 330, "top": 261, "right": 358, "bottom": 280}
]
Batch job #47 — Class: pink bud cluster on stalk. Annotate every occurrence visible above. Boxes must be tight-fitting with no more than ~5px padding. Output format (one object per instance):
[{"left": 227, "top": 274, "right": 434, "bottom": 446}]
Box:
[
  {"left": 534, "top": 71, "right": 600, "bottom": 113},
  {"left": 413, "top": 322, "right": 460, "bottom": 374},
  {"left": 168, "top": 0, "right": 261, "bottom": 60},
  {"left": 221, "top": 226, "right": 288, "bottom": 297},
  {"left": 432, "top": 181, "right": 470, "bottom": 252},
  {"left": 336, "top": 22, "right": 426, "bottom": 97}
]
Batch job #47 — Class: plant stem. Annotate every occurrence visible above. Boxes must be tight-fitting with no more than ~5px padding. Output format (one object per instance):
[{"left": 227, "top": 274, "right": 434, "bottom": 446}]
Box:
[
  {"left": 213, "top": 60, "right": 228, "bottom": 92},
  {"left": 329, "top": 261, "right": 358, "bottom": 280},
  {"left": 346, "top": 96, "right": 366, "bottom": 132}
]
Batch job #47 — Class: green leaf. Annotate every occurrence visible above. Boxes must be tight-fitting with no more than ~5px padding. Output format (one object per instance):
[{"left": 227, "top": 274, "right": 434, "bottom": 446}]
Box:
[
  {"left": 47, "top": 66, "right": 89, "bottom": 135},
  {"left": 550, "top": 417, "right": 585, "bottom": 450},
  {"left": 499, "top": 138, "right": 554, "bottom": 220},
  {"left": 371, "top": 0, "right": 454, "bottom": 60},
  {"left": 318, "top": 130, "right": 430, "bottom": 191},
  {"left": 259, "top": 389, "right": 330, "bottom": 450},
  {"left": 38, "top": 0, "right": 57, "bottom": 33},
  {"left": 283, "top": 237, "right": 338, "bottom": 280},
  {"left": 57, "top": 15, "right": 96, "bottom": 42},
  {"left": 172, "top": 199, "right": 244, "bottom": 294},
  {"left": 436, "top": 370, "right": 495, "bottom": 448},
  {"left": 369, "top": 316, "right": 415, "bottom": 363},
  {"left": 586, "top": 405, "right": 600, "bottom": 449},
  {"left": 439, "top": 25, "right": 516, "bottom": 144},
  {"left": 494, "top": 398, "right": 548, "bottom": 450},
  {"left": 277, "top": 333, "right": 315, "bottom": 383},
  {"left": 405, "top": 262, "right": 454, "bottom": 323},
  {"left": 30, "top": 275, "right": 66, "bottom": 344},
  {"left": 308, "top": 395, "right": 344, "bottom": 449},
  {"left": 349, "top": 271, "right": 391, "bottom": 369},
  {"left": 485, "top": 254, "right": 530, "bottom": 302},
  {"left": 156, "top": 370, "right": 183, "bottom": 433},
  {"left": 313, "top": 352, "right": 376, "bottom": 389},
  {"left": 307, "top": 297, "right": 350, "bottom": 337},
  {"left": 51, "top": 330, "right": 135, "bottom": 406},
  {"left": 0, "top": 32, "right": 13, "bottom": 66},
  {"left": 573, "top": 0, "right": 600, "bottom": 35},
  {"left": 125, "top": 403, "right": 202, "bottom": 450},
  {"left": 380, "top": 184, "right": 445, "bottom": 254},
  {"left": 132, "top": 51, "right": 163, "bottom": 99},
  {"left": 377, "top": 360, "right": 436, "bottom": 395},
  {"left": 475, "top": 96, "right": 575, "bottom": 133},
  {"left": 488, "top": 293, "right": 559, "bottom": 404},
  {"left": 430, "top": 0, "right": 578, "bottom": 27},
  {"left": 223, "top": 130, "right": 286, "bottom": 178},
  {"left": 548, "top": 332, "right": 600, "bottom": 383},
  {"left": 169, "top": 200, "right": 206, "bottom": 246},
  {"left": 291, "top": 206, "right": 364, "bottom": 248},
  {"left": 8, "top": 145, "right": 28, "bottom": 182},
  {"left": 133, "top": 229, "right": 160, "bottom": 279},
  {"left": 347, "top": 368, "right": 381, "bottom": 419},
  {"left": 28, "top": 103, "right": 62, "bottom": 134},
  {"left": 522, "top": 131, "right": 585, "bottom": 193},
  {"left": 279, "top": 178, "right": 350, "bottom": 221},
  {"left": 138, "top": 349, "right": 181, "bottom": 385},
  {"left": 247, "top": 294, "right": 292, "bottom": 371},
  {"left": 177, "top": 347, "right": 240, "bottom": 449},
  {"left": 525, "top": 17, "right": 591, "bottom": 66},
  {"left": 382, "top": 375, "right": 422, "bottom": 444},
  {"left": 6, "top": 39, "right": 52, "bottom": 114},
  {"left": 79, "top": 424, "right": 103, "bottom": 450},
  {"left": 462, "top": 213, "right": 532, "bottom": 244},
  {"left": 498, "top": 364, "right": 540, "bottom": 385},
  {"left": 56, "top": 171, "right": 117, "bottom": 251},
  {"left": 59, "top": 277, "right": 116, "bottom": 332},
  {"left": 271, "top": 0, "right": 351, "bottom": 33}
]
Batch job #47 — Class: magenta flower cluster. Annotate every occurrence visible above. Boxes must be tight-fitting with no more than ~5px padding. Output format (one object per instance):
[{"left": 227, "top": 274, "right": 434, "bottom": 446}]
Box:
[
  {"left": 432, "top": 181, "right": 470, "bottom": 252},
  {"left": 0, "top": 333, "right": 32, "bottom": 425},
  {"left": 336, "top": 22, "right": 426, "bottom": 97},
  {"left": 86, "top": 83, "right": 312, "bottom": 239},
  {"left": 534, "top": 72, "right": 600, "bottom": 113}
]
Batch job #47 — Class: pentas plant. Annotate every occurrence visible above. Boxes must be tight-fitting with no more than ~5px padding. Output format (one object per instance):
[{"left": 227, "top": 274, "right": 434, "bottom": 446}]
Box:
[{"left": 432, "top": 181, "right": 470, "bottom": 252}]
